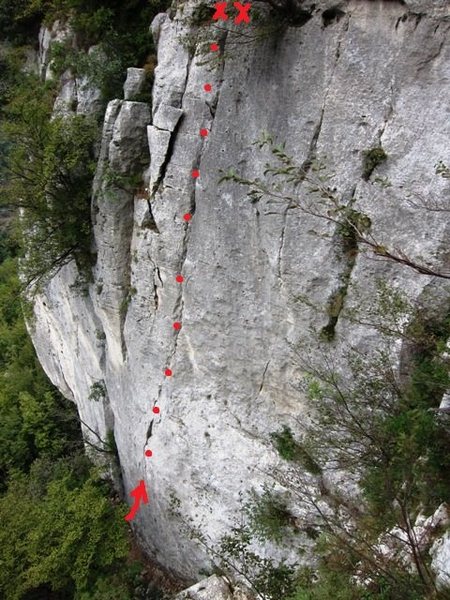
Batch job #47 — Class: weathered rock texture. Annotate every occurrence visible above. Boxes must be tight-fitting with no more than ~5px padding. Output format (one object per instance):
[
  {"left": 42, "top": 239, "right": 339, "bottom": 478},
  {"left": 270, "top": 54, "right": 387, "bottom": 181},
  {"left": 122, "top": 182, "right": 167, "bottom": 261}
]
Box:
[
  {"left": 30, "top": 0, "right": 450, "bottom": 581},
  {"left": 173, "top": 574, "right": 254, "bottom": 599}
]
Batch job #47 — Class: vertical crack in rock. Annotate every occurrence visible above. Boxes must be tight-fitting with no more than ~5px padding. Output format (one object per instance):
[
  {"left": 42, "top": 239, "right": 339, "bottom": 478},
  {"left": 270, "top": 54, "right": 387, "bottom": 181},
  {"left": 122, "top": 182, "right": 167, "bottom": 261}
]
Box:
[
  {"left": 166, "top": 35, "right": 229, "bottom": 368},
  {"left": 144, "top": 198, "right": 160, "bottom": 233},
  {"left": 302, "top": 14, "right": 359, "bottom": 342},
  {"left": 119, "top": 247, "right": 133, "bottom": 360},
  {"left": 320, "top": 185, "right": 365, "bottom": 342},
  {"left": 146, "top": 420, "right": 154, "bottom": 442},
  {"left": 147, "top": 254, "right": 163, "bottom": 312},
  {"left": 150, "top": 115, "right": 185, "bottom": 198},
  {"left": 142, "top": 28, "right": 232, "bottom": 456},
  {"left": 153, "top": 271, "right": 160, "bottom": 310},
  {"left": 255, "top": 359, "right": 270, "bottom": 402},
  {"left": 142, "top": 417, "right": 157, "bottom": 462},
  {"left": 205, "top": 29, "right": 229, "bottom": 120},
  {"left": 142, "top": 39, "right": 208, "bottom": 449}
]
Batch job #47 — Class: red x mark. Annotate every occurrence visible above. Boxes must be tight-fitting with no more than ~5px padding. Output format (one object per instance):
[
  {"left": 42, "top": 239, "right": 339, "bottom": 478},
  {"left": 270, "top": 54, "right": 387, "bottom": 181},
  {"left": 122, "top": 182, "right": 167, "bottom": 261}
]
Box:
[
  {"left": 213, "top": 1, "right": 228, "bottom": 21},
  {"left": 234, "top": 2, "right": 251, "bottom": 24}
]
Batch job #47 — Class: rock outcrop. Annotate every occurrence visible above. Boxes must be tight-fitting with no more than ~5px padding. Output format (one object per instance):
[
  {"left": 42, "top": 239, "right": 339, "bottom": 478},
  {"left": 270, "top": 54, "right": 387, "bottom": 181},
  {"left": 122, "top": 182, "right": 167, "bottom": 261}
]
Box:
[
  {"left": 29, "top": 0, "right": 450, "bottom": 582},
  {"left": 173, "top": 575, "right": 253, "bottom": 600}
]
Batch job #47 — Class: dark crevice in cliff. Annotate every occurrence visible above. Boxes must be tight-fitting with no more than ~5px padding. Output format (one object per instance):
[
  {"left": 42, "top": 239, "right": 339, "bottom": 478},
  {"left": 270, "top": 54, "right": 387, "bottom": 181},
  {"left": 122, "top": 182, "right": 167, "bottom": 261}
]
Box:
[
  {"left": 147, "top": 254, "right": 163, "bottom": 313},
  {"left": 119, "top": 241, "right": 133, "bottom": 360},
  {"left": 154, "top": 266, "right": 163, "bottom": 310},
  {"left": 317, "top": 14, "right": 359, "bottom": 340},
  {"left": 151, "top": 115, "right": 185, "bottom": 198},
  {"left": 143, "top": 199, "right": 160, "bottom": 233},
  {"left": 204, "top": 31, "right": 229, "bottom": 119},
  {"left": 319, "top": 186, "right": 371, "bottom": 342},
  {"left": 146, "top": 419, "right": 154, "bottom": 442},
  {"left": 254, "top": 360, "right": 270, "bottom": 402},
  {"left": 322, "top": 6, "right": 346, "bottom": 28}
]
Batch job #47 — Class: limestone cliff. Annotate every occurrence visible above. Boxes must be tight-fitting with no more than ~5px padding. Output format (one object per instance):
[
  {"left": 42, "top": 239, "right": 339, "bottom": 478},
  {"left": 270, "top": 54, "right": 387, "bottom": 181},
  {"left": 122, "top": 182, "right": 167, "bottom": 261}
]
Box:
[{"left": 29, "top": 0, "right": 450, "bottom": 584}]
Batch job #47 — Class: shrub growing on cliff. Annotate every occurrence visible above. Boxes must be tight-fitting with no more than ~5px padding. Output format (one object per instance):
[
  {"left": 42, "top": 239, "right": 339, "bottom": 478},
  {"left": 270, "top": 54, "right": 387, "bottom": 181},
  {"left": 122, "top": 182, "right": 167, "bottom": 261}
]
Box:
[
  {"left": 220, "top": 133, "right": 450, "bottom": 281},
  {"left": 271, "top": 426, "right": 321, "bottom": 474},
  {"left": 0, "top": 0, "right": 43, "bottom": 43},
  {"left": 88, "top": 380, "right": 107, "bottom": 402},
  {"left": 275, "top": 289, "right": 450, "bottom": 598},
  {"left": 247, "top": 486, "right": 293, "bottom": 543},
  {"left": 13, "top": 0, "right": 169, "bottom": 101},
  {"left": 0, "top": 245, "right": 83, "bottom": 484},
  {"left": 0, "top": 76, "right": 98, "bottom": 288},
  {"left": 362, "top": 146, "right": 388, "bottom": 180}
]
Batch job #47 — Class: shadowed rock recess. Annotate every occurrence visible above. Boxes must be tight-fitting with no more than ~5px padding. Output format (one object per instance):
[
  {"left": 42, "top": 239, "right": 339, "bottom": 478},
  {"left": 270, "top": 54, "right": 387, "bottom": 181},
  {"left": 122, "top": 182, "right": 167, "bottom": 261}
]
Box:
[{"left": 29, "top": 0, "right": 450, "bottom": 585}]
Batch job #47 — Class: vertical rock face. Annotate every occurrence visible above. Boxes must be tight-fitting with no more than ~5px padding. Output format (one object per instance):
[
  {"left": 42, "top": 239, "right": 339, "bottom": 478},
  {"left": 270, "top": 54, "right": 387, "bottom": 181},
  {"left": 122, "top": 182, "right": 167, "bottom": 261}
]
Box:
[{"left": 30, "top": 0, "right": 450, "bottom": 579}]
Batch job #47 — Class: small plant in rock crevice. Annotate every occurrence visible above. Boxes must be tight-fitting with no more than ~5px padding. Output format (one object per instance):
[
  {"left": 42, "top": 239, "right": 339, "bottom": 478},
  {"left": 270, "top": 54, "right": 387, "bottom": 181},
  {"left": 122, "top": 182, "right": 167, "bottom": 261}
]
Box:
[
  {"left": 271, "top": 426, "right": 322, "bottom": 475},
  {"left": 246, "top": 485, "right": 295, "bottom": 543},
  {"left": 88, "top": 380, "right": 107, "bottom": 402},
  {"left": 362, "top": 146, "right": 388, "bottom": 180},
  {"left": 119, "top": 286, "right": 137, "bottom": 317}
]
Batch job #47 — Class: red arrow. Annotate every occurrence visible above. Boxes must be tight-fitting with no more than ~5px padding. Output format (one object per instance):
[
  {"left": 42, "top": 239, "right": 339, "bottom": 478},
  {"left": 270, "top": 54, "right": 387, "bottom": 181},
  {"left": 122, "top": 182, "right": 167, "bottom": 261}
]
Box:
[{"left": 124, "top": 480, "right": 149, "bottom": 522}]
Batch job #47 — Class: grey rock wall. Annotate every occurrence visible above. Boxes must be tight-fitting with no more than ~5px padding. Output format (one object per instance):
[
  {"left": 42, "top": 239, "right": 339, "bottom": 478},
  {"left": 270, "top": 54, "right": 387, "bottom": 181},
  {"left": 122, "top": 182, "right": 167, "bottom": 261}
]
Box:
[{"left": 29, "top": 0, "right": 450, "bottom": 581}]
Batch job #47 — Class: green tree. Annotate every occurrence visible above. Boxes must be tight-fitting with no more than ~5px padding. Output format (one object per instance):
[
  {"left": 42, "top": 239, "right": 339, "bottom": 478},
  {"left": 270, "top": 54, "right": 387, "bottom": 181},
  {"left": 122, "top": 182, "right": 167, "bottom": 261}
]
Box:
[
  {"left": 0, "top": 458, "right": 130, "bottom": 599},
  {"left": 0, "top": 77, "right": 98, "bottom": 288},
  {"left": 0, "top": 251, "right": 83, "bottom": 484}
]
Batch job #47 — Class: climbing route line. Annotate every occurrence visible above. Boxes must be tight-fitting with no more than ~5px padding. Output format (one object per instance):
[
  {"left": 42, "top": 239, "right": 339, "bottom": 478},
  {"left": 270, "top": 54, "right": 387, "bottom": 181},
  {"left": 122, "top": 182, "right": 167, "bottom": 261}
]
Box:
[{"left": 124, "top": 1, "right": 252, "bottom": 523}]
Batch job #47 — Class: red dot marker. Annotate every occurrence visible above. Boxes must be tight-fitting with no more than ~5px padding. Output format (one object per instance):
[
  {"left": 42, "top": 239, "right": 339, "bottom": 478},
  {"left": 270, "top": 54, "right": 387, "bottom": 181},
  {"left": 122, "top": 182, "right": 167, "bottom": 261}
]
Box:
[
  {"left": 173, "top": 321, "right": 182, "bottom": 330},
  {"left": 183, "top": 213, "right": 192, "bottom": 221},
  {"left": 192, "top": 169, "right": 200, "bottom": 178},
  {"left": 200, "top": 128, "right": 208, "bottom": 137},
  {"left": 145, "top": 449, "right": 153, "bottom": 457},
  {"left": 164, "top": 368, "right": 172, "bottom": 376},
  {"left": 176, "top": 274, "right": 184, "bottom": 283},
  {"left": 204, "top": 83, "right": 212, "bottom": 92},
  {"left": 210, "top": 43, "right": 219, "bottom": 52},
  {"left": 153, "top": 406, "right": 160, "bottom": 414}
]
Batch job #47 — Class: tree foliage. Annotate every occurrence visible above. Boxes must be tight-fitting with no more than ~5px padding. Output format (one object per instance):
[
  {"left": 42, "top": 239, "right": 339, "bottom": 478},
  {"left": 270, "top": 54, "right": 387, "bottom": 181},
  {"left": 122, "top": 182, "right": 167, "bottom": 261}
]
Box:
[
  {"left": 0, "top": 76, "right": 98, "bottom": 288},
  {"left": 0, "top": 248, "right": 82, "bottom": 485},
  {"left": 0, "top": 457, "right": 130, "bottom": 599},
  {"left": 275, "top": 284, "right": 450, "bottom": 599}
]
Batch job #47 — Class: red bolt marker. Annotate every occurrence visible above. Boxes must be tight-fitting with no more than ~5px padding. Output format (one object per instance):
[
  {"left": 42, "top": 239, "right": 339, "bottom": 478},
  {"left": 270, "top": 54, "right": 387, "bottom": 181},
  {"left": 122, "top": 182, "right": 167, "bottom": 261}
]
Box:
[
  {"left": 183, "top": 213, "right": 192, "bottom": 221},
  {"left": 145, "top": 449, "right": 153, "bottom": 457},
  {"left": 176, "top": 274, "right": 184, "bottom": 283},
  {"left": 200, "top": 128, "right": 208, "bottom": 137},
  {"left": 164, "top": 368, "right": 172, "bottom": 376},
  {"left": 173, "top": 322, "right": 182, "bottom": 330},
  {"left": 192, "top": 169, "right": 200, "bottom": 178},
  {"left": 210, "top": 42, "right": 219, "bottom": 52},
  {"left": 153, "top": 406, "right": 160, "bottom": 414},
  {"left": 204, "top": 83, "right": 212, "bottom": 92}
]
